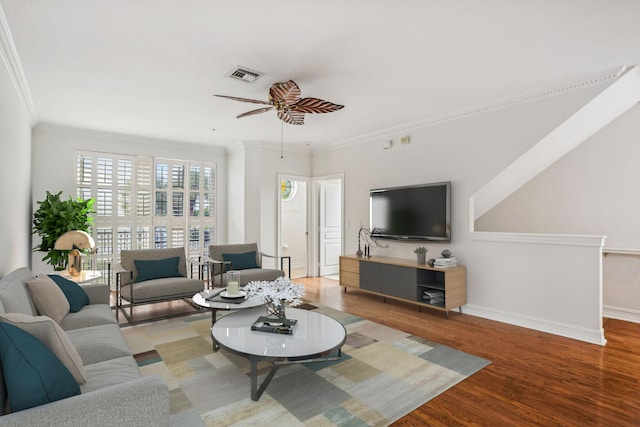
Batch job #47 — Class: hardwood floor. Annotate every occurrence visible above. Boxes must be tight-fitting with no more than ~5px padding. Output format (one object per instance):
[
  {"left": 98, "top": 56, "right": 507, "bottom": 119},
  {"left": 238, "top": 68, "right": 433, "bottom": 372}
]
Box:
[
  {"left": 114, "top": 277, "right": 640, "bottom": 426},
  {"left": 302, "top": 277, "right": 640, "bottom": 427}
]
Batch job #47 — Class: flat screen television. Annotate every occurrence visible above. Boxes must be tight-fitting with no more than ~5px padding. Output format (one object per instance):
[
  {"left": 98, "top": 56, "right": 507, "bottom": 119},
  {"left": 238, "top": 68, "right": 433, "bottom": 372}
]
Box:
[{"left": 369, "top": 182, "right": 451, "bottom": 242}]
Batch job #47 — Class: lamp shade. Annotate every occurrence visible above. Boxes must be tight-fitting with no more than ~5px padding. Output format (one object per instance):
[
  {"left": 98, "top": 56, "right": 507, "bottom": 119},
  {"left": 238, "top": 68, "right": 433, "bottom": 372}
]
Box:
[{"left": 54, "top": 230, "right": 95, "bottom": 250}]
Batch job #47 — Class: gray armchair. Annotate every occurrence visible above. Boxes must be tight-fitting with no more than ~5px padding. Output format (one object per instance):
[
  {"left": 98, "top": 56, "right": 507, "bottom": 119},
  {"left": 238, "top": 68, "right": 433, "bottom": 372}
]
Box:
[
  {"left": 114, "top": 247, "right": 204, "bottom": 322},
  {"left": 207, "top": 243, "right": 290, "bottom": 287}
]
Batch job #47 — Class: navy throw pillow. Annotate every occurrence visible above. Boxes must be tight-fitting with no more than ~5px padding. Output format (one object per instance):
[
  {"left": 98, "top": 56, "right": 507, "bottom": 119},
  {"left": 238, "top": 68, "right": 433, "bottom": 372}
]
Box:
[
  {"left": 0, "top": 322, "right": 80, "bottom": 412},
  {"left": 222, "top": 251, "right": 260, "bottom": 270},
  {"left": 47, "top": 275, "right": 90, "bottom": 313},
  {"left": 134, "top": 256, "right": 181, "bottom": 283}
]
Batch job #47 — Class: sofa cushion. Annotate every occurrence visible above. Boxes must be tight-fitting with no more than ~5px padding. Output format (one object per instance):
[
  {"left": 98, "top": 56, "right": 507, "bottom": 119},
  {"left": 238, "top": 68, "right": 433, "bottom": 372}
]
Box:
[
  {"left": 47, "top": 274, "right": 90, "bottom": 313},
  {"left": 134, "top": 256, "right": 181, "bottom": 283},
  {"left": 223, "top": 251, "right": 260, "bottom": 270},
  {"left": 0, "top": 267, "right": 38, "bottom": 316},
  {"left": 120, "top": 277, "right": 203, "bottom": 302},
  {"left": 0, "top": 322, "right": 80, "bottom": 412},
  {"left": 26, "top": 277, "right": 70, "bottom": 324},
  {"left": 80, "top": 356, "right": 141, "bottom": 394},
  {"left": 66, "top": 324, "right": 132, "bottom": 365},
  {"left": 59, "top": 304, "right": 118, "bottom": 331},
  {"left": 0, "top": 313, "right": 86, "bottom": 384}
]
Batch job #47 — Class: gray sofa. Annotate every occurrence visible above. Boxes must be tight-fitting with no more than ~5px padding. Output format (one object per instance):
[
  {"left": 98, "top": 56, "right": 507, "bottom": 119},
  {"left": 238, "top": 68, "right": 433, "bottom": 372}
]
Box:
[
  {"left": 0, "top": 267, "right": 169, "bottom": 427},
  {"left": 207, "top": 243, "right": 290, "bottom": 286},
  {"left": 115, "top": 247, "right": 204, "bottom": 322}
]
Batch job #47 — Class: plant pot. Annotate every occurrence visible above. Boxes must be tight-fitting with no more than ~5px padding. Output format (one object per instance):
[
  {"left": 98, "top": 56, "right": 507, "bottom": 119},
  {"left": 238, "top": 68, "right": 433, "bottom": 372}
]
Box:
[{"left": 417, "top": 253, "right": 426, "bottom": 265}]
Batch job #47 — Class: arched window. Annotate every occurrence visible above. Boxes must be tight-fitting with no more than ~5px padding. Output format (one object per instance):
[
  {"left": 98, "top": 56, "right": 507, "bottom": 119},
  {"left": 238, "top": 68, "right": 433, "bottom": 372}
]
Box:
[{"left": 281, "top": 179, "right": 297, "bottom": 201}]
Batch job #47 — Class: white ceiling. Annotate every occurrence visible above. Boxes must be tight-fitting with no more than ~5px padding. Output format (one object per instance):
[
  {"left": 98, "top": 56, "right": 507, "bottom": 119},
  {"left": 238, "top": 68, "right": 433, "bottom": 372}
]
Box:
[{"left": 1, "top": 0, "right": 639, "bottom": 150}]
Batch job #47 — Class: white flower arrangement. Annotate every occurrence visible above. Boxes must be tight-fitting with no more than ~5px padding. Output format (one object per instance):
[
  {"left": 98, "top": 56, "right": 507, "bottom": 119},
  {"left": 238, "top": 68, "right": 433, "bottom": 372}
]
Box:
[{"left": 243, "top": 277, "right": 305, "bottom": 307}]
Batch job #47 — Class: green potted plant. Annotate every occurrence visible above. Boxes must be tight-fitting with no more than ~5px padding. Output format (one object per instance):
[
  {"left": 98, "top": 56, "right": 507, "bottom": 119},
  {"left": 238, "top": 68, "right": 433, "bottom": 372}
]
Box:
[
  {"left": 32, "top": 191, "right": 95, "bottom": 270},
  {"left": 414, "top": 246, "right": 428, "bottom": 264}
]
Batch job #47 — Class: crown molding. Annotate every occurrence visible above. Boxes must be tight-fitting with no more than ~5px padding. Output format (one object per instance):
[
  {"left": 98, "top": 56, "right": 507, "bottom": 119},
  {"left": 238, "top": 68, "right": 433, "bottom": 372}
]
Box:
[
  {"left": 318, "top": 67, "right": 625, "bottom": 153},
  {"left": 0, "top": 4, "right": 37, "bottom": 124}
]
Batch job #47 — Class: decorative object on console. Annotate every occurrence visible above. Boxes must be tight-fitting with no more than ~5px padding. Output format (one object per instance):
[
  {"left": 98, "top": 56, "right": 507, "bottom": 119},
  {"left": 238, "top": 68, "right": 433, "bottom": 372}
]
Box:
[
  {"left": 441, "top": 249, "right": 452, "bottom": 258},
  {"left": 54, "top": 230, "right": 96, "bottom": 276},
  {"left": 414, "top": 246, "right": 428, "bottom": 264},
  {"left": 357, "top": 226, "right": 388, "bottom": 257},
  {"left": 427, "top": 258, "right": 435, "bottom": 267},
  {"left": 244, "top": 277, "right": 305, "bottom": 321},
  {"left": 214, "top": 79, "right": 344, "bottom": 125},
  {"left": 434, "top": 256, "right": 458, "bottom": 268}
]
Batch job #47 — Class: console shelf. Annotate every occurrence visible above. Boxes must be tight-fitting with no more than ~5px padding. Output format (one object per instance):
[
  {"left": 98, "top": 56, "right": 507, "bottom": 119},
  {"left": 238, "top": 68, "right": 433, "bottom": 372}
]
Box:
[{"left": 339, "top": 255, "right": 466, "bottom": 317}]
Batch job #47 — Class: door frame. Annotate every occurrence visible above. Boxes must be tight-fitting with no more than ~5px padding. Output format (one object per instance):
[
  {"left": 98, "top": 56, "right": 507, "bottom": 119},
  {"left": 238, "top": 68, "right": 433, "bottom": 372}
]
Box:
[
  {"left": 310, "top": 173, "right": 344, "bottom": 277},
  {"left": 277, "top": 174, "right": 311, "bottom": 277}
]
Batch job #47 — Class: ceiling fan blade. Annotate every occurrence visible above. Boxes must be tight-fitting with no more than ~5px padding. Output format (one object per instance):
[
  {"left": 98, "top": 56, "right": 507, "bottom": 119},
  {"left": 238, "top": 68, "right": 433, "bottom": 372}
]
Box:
[
  {"left": 213, "top": 94, "right": 271, "bottom": 105},
  {"left": 291, "top": 97, "right": 344, "bottom": 114},
  {"left": 237, "top": 107, "right": 273, "bottom": 119},
  {"left": 269, "top": 80, "right": 301, "bottom": 105},
  {"left": 277, "top": 110, "right": 305, "bottom": 125}
]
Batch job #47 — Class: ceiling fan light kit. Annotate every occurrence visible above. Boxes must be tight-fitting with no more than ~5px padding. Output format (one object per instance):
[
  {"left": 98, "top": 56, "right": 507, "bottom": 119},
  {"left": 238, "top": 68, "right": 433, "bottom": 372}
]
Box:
[{"left": 214, "top": 80, "right": 344, "bottom": 125}]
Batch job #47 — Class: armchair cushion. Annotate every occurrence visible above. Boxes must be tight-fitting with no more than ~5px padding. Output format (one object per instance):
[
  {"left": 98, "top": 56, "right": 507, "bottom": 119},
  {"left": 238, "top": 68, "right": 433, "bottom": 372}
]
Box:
[
  {"left": 134, "top": 256, "right": 181, "bottom": 283},
  {"left": 47, "top": 275, "right": 90, "bottom": 313},
  {"left": 0, "top": 322, "right": 80, "bottom": 412},
  {"left": 222, "top": 251, "right": 260, "bottom": 270}
]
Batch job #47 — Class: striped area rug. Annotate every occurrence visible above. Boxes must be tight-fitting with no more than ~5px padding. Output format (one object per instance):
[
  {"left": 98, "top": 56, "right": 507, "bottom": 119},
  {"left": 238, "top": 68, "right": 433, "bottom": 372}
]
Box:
[{"left": 121, "top": 303, "right": 490, "bottom": 426}]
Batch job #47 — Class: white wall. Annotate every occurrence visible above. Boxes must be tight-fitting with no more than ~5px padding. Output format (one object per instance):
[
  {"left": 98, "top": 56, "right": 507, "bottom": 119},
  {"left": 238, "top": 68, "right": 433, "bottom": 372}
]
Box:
[
  {"left": 0, "top": 57, "right": 32, "bottom": 276},
  {"left": 476, "top": 104, "right": 640, "bottom": 320},
  {"left": 226, "top": 145, "right": 245, "bottom": 243},
  {"left": 30, "top": 123, "right": 228, "bottom": 273},
  {"left": 312, "top": 82, "right": 612, "bottom": 343}
]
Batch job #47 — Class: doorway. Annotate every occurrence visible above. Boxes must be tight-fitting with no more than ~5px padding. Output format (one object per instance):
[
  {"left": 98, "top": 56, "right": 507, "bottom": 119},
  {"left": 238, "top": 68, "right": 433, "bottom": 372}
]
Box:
[
  {"left": 278, "top": 175, "right": 309, "bottom": 278},
  {"left": 312, "top": 175, "right": 344, "bottom": 278},
  {"left": 278, "top": 174, "right": 343, "bottom": 278}
]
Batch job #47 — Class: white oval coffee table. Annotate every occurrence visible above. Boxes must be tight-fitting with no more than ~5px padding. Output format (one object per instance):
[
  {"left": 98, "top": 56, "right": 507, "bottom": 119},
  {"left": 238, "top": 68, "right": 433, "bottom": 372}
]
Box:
[{"left": 212, "top": 307, "right": 347, "bottom": 400}]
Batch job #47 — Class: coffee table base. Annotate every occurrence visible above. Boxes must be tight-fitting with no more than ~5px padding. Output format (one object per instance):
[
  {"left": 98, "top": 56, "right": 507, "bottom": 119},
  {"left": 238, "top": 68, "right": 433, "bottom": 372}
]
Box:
[{"left": 247, "top": 349, "right": 343, "bottom": 400}]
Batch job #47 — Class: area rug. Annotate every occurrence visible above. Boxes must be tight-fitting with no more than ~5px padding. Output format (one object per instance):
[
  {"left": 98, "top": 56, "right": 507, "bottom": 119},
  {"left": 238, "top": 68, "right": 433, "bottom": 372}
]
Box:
[{"left": 121, "top": 303, "right": 490, "bottom": 426}]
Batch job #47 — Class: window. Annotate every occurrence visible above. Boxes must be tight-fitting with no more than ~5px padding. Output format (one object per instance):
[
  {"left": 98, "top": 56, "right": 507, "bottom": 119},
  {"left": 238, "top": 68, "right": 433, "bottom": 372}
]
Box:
[{"left": 76, "top": 152, "right": 216, "bottom": 284}]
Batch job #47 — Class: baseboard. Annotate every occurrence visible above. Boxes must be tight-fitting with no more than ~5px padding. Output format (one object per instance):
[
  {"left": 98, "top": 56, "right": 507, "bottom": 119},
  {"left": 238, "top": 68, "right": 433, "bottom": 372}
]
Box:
[
  {"left": 463, "top": 304, "right": 607, "bottom": 346},
  {"left": 603, "top": 305, "right": 640, "bottom": 324}
]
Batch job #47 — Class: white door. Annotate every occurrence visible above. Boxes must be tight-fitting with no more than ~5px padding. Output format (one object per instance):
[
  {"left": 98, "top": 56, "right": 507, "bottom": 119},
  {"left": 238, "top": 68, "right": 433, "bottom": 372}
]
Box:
[{"left": 319, "top": 180, "right": 342, "bottom": 276}]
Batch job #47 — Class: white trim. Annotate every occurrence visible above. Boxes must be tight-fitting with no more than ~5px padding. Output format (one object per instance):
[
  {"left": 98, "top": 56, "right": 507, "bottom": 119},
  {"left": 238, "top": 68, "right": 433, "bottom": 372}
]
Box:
[
  {"left": 36, "top": 123, "right": 227, "bottom": 154},
  {"left": 463, "top": 304, "right": 607, "bottom": 346},
  {"left": 469, "top": 231, "right": 606, "bottom": 247},
  {"left": 603, "top": 305, "right": 640, "bottom": 324},
  {"left": 603, "top": 247, "right": 640, "bottom": 256},
  {"left": 317, "top": 67, "right": 623, "bottom": 153},
  {"left": 0, "top": 4, "right": 37, "bottom": 123}
]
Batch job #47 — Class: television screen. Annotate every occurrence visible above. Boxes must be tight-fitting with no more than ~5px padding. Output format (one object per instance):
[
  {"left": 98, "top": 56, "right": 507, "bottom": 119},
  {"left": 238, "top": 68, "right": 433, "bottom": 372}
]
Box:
[{"left": 370, "top": 182, "right": 451, "bottom": 241}]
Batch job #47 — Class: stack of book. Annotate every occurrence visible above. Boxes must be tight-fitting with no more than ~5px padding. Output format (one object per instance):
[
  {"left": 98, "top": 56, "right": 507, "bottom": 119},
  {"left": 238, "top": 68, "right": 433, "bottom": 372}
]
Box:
[
  {"left": 423, "top": 289, "right": 444, "bottom": 305},
  {"left": 434, "top": 257, "right": 457, "bottom": 268}
]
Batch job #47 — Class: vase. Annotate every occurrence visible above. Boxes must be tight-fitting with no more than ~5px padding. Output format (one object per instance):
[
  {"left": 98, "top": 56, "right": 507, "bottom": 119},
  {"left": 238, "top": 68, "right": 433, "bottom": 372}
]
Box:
[
  {"left": 417, "top": 253, "right": 426, "bottom": 265},
  {"left": 264, "top": 297, "right": 286, "bottom": 320}
]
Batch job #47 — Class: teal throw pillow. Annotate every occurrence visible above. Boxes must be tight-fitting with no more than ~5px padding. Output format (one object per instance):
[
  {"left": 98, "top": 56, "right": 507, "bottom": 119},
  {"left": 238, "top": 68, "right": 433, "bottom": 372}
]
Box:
[
  {"left": 47, "top": 275, "right": 90, "bottom": 313},
  {"left": 134, "top": 256, "right": 181, "bottom": 283},
  {"left": 222, "top": 251, "right": 260, "bottom": 270},
  {"left": 0, "top": 322, "right": 80, "bottom": 412}
]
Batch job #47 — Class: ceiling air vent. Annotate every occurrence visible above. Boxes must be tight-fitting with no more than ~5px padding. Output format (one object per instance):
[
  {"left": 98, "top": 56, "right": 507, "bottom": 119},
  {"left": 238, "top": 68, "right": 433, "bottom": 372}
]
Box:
[{"left": 227, "top": 67, "right": 262, "bottom": 83}]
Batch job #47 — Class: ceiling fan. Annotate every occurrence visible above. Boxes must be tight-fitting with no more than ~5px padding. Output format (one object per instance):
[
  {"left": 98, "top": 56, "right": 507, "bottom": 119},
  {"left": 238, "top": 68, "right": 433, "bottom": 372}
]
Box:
[{"left": 214, "top": 80, "right": 344, "bottom": 125}]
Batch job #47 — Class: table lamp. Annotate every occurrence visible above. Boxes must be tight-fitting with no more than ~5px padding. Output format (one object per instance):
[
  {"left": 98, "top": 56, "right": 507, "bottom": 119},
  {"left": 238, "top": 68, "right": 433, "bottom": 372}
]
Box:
[{"left": 54, "top": 230, "right": 96, "bottom": 276}]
